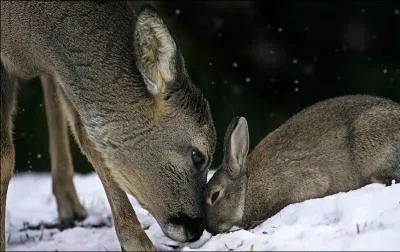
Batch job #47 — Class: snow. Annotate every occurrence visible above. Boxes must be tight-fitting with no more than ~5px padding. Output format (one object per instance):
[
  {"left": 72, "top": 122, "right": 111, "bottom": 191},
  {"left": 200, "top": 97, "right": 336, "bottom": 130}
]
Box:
[{"left": 5, "top": 171, "right": 400, "bottom": 251}]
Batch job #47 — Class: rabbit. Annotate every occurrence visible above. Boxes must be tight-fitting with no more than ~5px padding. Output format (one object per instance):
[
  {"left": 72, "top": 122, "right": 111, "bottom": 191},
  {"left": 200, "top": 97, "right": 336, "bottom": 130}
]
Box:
[{"left": 204, "top": 94, "right": 400, "bottom": 234}]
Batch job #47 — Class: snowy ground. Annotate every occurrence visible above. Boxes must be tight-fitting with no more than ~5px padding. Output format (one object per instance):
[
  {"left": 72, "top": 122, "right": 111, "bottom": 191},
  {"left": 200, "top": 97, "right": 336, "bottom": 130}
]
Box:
[{"left": 5, "top": 171, "right": 400, "bottom": 251}]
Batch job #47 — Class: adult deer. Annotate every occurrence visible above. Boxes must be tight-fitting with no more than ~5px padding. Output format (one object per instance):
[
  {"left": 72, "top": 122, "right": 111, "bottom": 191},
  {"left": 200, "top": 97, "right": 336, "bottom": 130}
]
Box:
[{"left": 1, "top": 2, "right": 216, "bottom": 250}]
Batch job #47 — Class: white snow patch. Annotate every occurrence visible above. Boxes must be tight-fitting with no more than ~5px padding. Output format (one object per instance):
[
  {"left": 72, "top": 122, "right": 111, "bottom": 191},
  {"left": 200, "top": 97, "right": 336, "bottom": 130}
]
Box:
[{"left": 5, "top": 171, "right": 400, "bottom": 251}]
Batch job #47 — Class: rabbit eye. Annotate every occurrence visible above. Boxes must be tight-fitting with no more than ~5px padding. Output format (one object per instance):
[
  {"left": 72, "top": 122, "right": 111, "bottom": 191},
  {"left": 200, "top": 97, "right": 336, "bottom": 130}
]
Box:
[{"left": 211, "top": 190, "right": 220, "bottom": 204}]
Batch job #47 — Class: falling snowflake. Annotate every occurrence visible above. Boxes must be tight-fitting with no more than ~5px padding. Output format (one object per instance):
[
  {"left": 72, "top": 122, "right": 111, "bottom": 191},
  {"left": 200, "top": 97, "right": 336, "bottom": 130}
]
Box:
[
  {"left": 294, "top": 87, "right": 300, "bottom": 92},
  {"left": 208, "top": 62, "right": 213, "bottom": 66},
  {"left": 37, "top": 154, "right": 42, "bottom": 159},
  {"left": 303, "top": 64, "right": 315, "bottom": 76},
  {"left": 294, "top": 79, "right": 299, "bottom": 85},
  {"left": 217, "top": 33, "right": 222, "bottom": 38},
  {"left": 395, "top": 9, "right": 399, "bottom": 15},
  {"left": 213, "top": 18, "right": 224, "bottom": 30},
  {"left": 292, "top": 59, "right": 298, "bottom": 64},
  {"left": 277, "top": 27, "right": 283, "bottom": 33},
  {"left": 383, "top": 69, "right": 388, "bottom": 74},
  {"left": 232, "top": 62, "right": 239, "bottom": 68},
  {"left": 245, "top": 77, "right": 252, "bottom": 83},
  {"left": 175, "top": 9, "right": 181, "bottom": 15},
  {"left": 211, "top": 81, "right": 215, "bottom": 85},
  {"left": 231, "top": 85, "right": 242, "bottom": 95}
]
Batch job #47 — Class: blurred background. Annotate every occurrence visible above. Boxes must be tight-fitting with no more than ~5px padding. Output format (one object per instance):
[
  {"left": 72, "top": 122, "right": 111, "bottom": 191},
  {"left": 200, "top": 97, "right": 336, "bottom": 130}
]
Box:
[{"left": 12, "top": 1, "right": 400, "bottom": 173}]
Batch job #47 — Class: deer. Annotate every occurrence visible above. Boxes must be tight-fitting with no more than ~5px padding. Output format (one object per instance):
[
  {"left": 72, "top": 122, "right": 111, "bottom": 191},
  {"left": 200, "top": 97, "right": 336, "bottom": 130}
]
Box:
[
  {"left": 1, "top": 2, "right": 216, "bottom": 251},
  {"left": 204, "top": 94, "right": 400, "bottom": 234}
]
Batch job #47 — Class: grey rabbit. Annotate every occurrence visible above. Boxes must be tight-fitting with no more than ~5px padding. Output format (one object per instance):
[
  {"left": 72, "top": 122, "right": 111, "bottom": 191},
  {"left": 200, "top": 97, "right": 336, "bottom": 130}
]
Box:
[{"left": 204, "top": 94, "right": 400, "bottom": 234}]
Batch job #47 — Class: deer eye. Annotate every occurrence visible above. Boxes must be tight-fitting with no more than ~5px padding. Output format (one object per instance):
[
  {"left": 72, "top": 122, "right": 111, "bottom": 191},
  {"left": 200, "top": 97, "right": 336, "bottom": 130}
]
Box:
[{"left": 191, "top": 148, "right": 206, "bottom": 171}]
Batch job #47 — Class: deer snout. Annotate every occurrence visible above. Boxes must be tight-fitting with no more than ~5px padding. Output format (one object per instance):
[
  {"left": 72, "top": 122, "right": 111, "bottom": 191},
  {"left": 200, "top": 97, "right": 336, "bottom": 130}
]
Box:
[{"left": 164, "top": 213, "right": 204, "bottom": 242}]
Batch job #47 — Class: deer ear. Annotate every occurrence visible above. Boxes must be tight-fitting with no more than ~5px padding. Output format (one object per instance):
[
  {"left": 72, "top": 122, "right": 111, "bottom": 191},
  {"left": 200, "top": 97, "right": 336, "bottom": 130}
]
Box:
[
  {"left": 134, "top": 5, "right": 180, "bottom": 95},
  {"left": 223, "top": 117, "right": 250, "bottom": 178}
]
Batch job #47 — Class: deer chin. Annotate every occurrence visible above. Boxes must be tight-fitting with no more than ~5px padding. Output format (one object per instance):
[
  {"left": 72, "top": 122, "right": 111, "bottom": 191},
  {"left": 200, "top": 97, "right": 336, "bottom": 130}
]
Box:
[
  {"left": 228, "top": 225, "right": 241, "bottom": 232},
  {"left": 162, "top": 223, "right": 189, "bottom": 242}
]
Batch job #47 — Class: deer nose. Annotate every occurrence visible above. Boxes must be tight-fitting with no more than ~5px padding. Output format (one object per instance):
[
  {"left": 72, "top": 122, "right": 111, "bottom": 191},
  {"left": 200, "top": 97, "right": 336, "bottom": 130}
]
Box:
[
  {"left": 166, "top": 213, "right": 204, "bottom": 242},
  {"left": 184, "top": 216, "right": 204, "bottom": 242}
]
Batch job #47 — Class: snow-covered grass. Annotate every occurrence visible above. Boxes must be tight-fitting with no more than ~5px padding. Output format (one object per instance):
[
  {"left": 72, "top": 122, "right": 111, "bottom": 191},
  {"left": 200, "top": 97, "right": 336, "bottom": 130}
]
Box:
[{"left": 5, "top": 171, "right": 400, "bottom": 251}]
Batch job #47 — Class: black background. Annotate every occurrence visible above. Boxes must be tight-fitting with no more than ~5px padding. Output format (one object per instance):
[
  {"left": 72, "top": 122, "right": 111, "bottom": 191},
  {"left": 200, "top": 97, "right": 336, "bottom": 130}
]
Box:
[{"left": 12, "top": 1, "right": 400, "bottom": 174}]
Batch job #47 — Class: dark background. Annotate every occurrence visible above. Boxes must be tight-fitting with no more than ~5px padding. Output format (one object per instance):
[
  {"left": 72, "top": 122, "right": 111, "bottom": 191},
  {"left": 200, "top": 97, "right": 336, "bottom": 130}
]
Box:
[{"left": 12, "top": 1, "right": 400, "bottom": 174}]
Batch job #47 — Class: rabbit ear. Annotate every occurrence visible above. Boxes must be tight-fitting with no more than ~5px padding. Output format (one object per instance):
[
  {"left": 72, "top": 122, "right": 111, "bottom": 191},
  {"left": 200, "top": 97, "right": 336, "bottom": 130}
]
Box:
[{"left": 223, "top": 117, "right": 250, "bottom": 178}]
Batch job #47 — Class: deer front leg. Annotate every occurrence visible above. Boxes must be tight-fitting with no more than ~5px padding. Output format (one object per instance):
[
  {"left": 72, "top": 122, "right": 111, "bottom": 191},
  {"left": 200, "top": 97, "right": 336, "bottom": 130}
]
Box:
[
  {"left": 41, "top": 75, "right": 87, "bottom": 229},
  {"left": 98, "top": 169, "right": 155, "bottom": 252},
  {"left": 0, "top": 65, "right": 18, "bottom": 252},
  {"left": 76, "top": 126, "right": 154, "bottom": 251},
  {"left": 57, "top": 88, "right": 154, "bottom": 251}
]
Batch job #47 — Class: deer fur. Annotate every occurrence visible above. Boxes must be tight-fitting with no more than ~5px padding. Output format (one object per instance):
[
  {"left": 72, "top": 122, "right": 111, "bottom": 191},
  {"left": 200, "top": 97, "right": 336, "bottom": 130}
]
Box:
[
  {"left": 204, "top": 95, "right": 400, "bottom": 234},
  {"left": 1, "top": 2, "right": 216, "bottom": 251}
]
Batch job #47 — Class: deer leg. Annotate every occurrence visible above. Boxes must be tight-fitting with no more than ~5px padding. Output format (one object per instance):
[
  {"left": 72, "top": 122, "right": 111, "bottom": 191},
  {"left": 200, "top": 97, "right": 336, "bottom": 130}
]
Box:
[
  {"left": 0, "top": 64, "right": 18, "bottom": 251},
  {"left": 41, "top": 75, "right": 87, "bottom": 229},
  {"left": 56, "top": 85, "right": 155, "bottom": 251}
]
